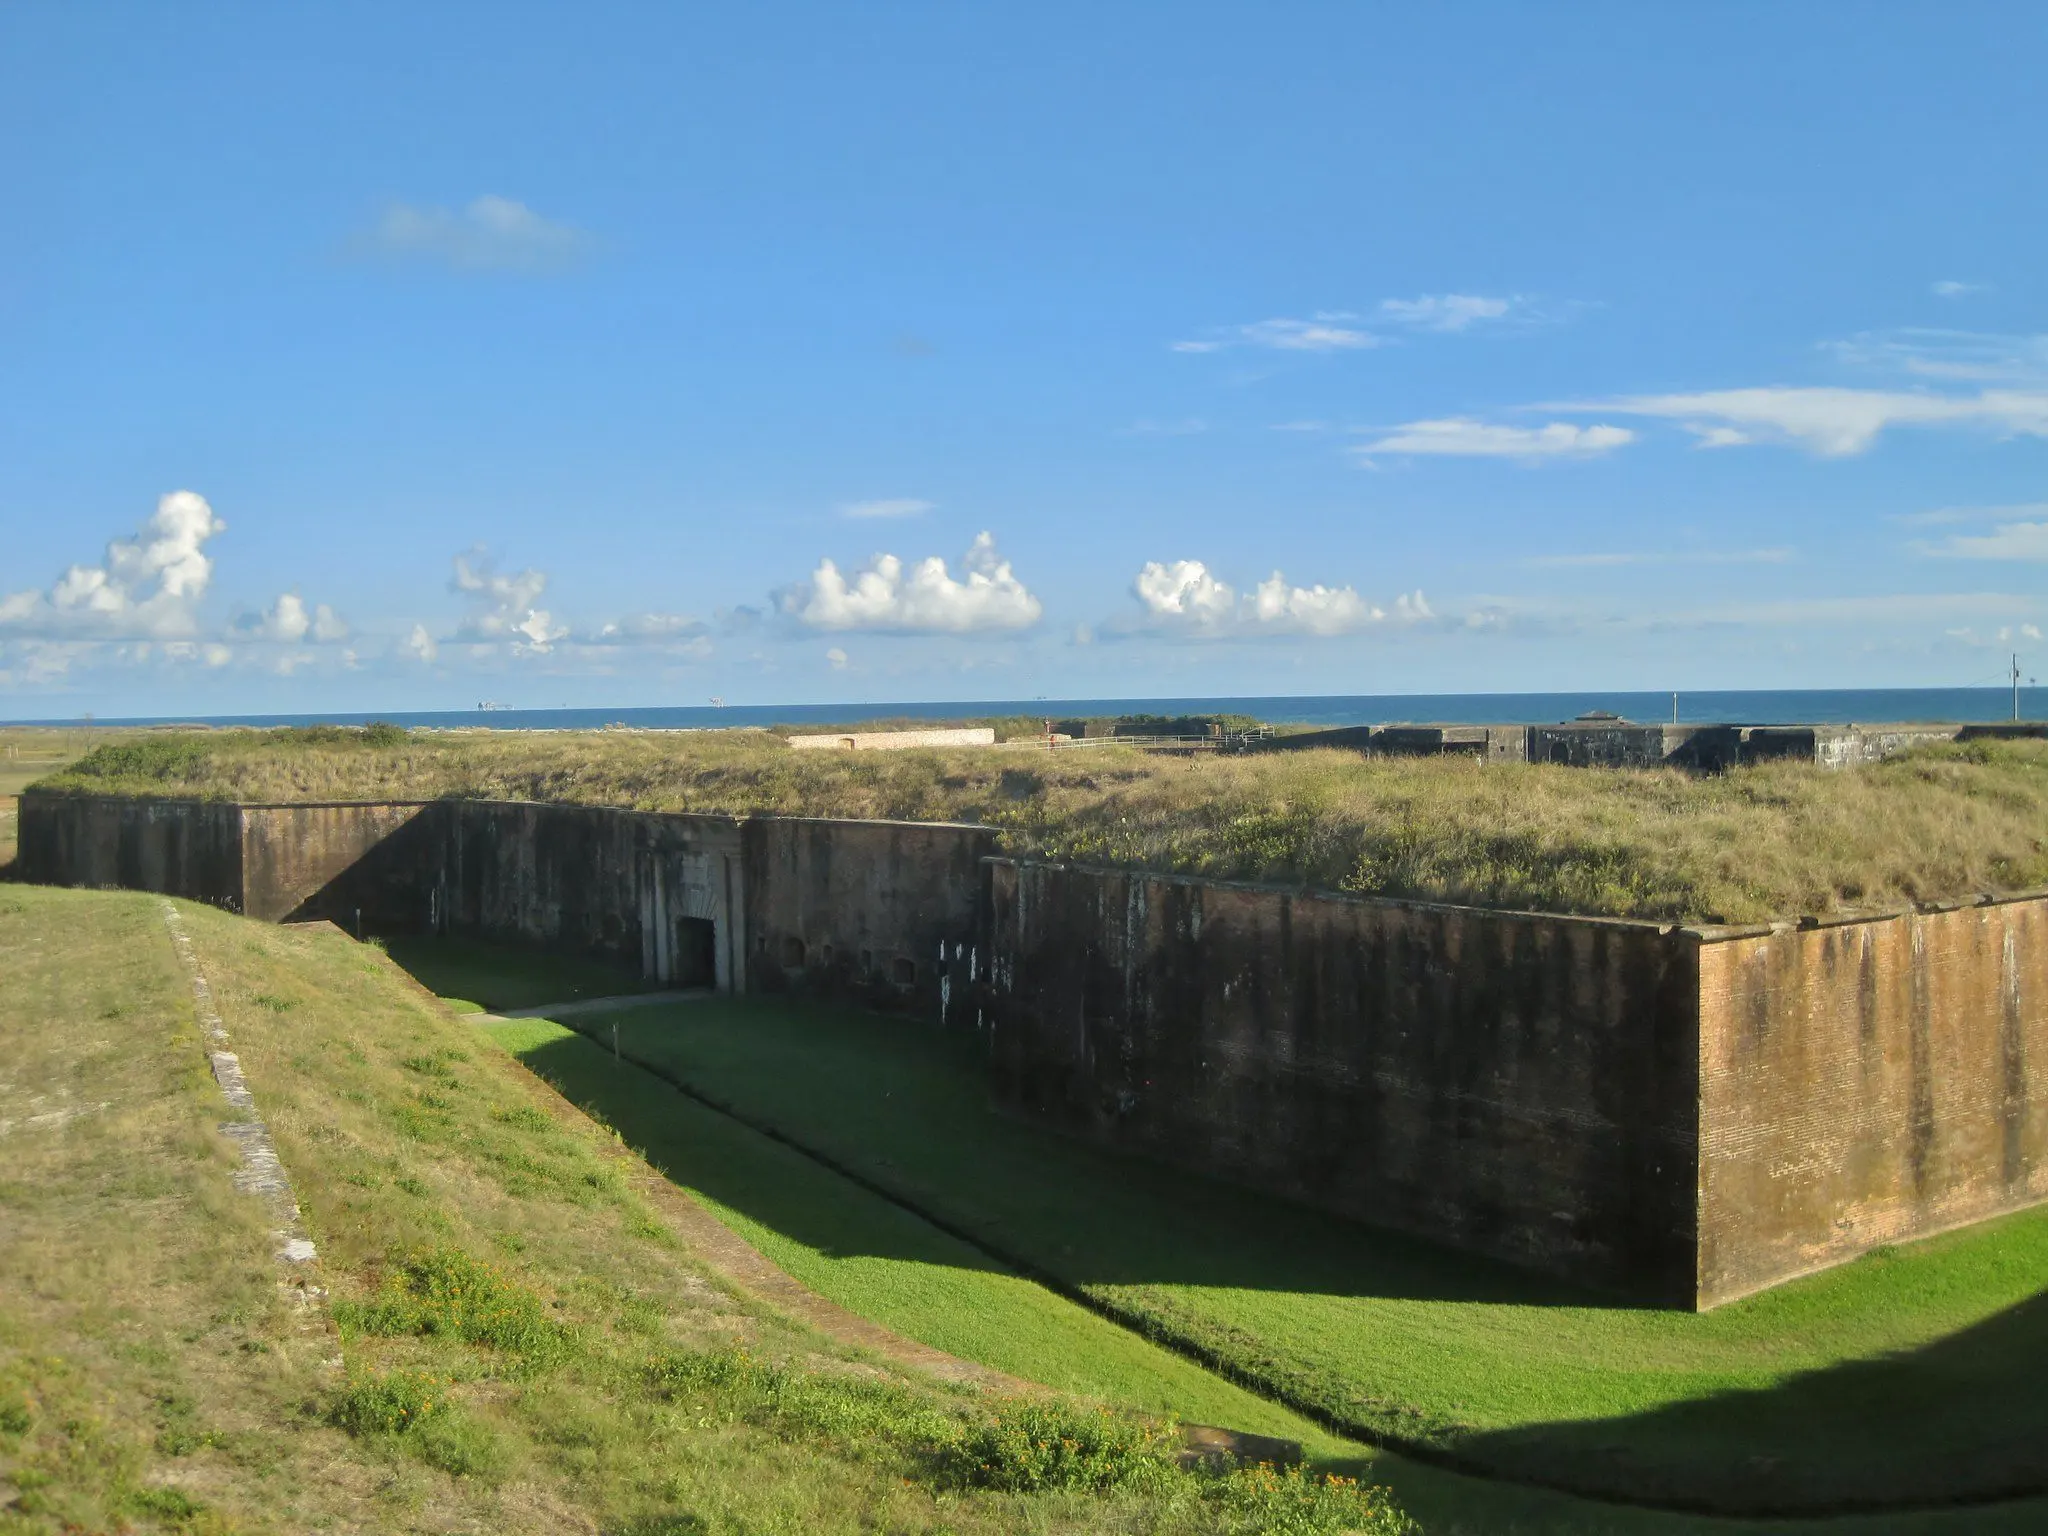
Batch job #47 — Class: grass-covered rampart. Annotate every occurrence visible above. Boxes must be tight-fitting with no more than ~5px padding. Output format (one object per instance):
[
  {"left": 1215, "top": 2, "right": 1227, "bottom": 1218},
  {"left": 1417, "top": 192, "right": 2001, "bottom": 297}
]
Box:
[
  {"left": 0, "top": 886, "right": 1413, "bottom": 1534},
  {"left": 33, "top": 723, "right": 2048, "bottom": 921}
]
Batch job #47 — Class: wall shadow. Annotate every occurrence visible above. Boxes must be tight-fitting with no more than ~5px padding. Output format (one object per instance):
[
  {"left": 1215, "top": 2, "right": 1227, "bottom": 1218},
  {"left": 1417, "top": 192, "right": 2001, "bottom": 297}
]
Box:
[
  {"left": 1456, "top": 1286, "right": 2048, "bottom": 1515},
  {"left": 512, "top": 1029, "right": 1018, "bottom": 1280},
  {"left": 533, "top": 1000, "right": 1609, "bottom": 1308},
  {"left": 506, "top": 1009, "right": 2048, "bottom": 1517}
]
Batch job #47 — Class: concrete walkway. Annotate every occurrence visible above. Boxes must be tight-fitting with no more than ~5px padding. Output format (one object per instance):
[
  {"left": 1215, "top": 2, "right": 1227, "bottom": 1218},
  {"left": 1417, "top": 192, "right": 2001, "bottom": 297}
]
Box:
[{"left": 497, "top": 988, "right": 711, "bottom": 1020}]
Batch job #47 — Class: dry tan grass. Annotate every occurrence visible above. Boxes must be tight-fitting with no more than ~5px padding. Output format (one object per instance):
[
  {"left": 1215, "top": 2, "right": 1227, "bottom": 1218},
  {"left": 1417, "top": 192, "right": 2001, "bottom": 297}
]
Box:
[{"left": 35, "top": 728, "right": 2048, "bottom": 922}]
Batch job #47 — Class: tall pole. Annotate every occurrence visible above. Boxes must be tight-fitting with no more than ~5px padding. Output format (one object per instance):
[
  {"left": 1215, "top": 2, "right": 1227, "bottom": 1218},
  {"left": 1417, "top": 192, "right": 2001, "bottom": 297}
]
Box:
[{"left": 2017, "top": 653, "right": 2025, "bottom": 722}]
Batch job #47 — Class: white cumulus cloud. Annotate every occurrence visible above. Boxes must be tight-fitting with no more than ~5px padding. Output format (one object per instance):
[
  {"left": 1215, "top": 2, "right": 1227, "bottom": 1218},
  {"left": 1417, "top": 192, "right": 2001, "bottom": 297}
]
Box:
[
  {"left": 1251, "top": 573, "right": 1385, "bottom": 634},
  {"left": 0, "top": 490, "right": 226, "bottom": 638},
  {"left": 365, "top": 195, "right": 590, "bottom": 273},
  {"left": 1128, "top": 559, "right": 1433, "bottom": 638},
  {"left": 404, "top": 624, "right": 439, "bottom": 664},
  {"left": 245, "top": 591, "right": 348, "bottom": 644},
  {"left": 451, "top": 551, "right": 569, "bottom": 652},
  {"left": 778, "top": 532, "right": 1042, "bottom": 634},
  {"left": 1133, "top": 560, "right": 1238, "bottom": 627},
  {"left": 1354, "top": 419, "right": 1634, "bottom": 460}
]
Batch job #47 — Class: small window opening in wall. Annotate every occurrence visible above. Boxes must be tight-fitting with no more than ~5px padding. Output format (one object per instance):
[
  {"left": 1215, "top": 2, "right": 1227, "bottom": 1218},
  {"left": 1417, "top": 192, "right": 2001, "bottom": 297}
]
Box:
[
  {"left": 821, "top": 942, "right": 835, "bottom": 967},
  {"left": 860, "top": 949, "right": 874, "bottom": 976},
  {"left": 891, "top": 956, "right": 916, "bottom": 987},
  {"left": 781, "top": 935, "right": 807, "bottom": 969}
]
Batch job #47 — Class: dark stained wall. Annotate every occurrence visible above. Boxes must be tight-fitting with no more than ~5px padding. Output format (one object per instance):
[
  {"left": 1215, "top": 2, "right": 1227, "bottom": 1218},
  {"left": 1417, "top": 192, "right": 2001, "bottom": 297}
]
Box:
[
  {"left": 444, "top": 802, "right": 746, "bottom": 986},
  {"left": 240, "top": 802, "right": 444, "bottom": 927},
  {"left": 1697, "top": 895, "right": 2048, "bottom": 1305},
  {"left": 16, "top": 792, "right": 243, "bottom": 909},
  {"left": 742, "top": 817, "right": 997, "bottom": 1022},
  {"left": 982, "top": 858, "right": 1703, "bottom": 1301}
]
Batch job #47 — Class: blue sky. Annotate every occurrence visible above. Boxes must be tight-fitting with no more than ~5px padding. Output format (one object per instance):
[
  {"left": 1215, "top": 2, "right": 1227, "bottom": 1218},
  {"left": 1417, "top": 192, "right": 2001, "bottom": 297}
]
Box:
[{"left": 2, "top": 3, "right": 2044, "bottom": 716}]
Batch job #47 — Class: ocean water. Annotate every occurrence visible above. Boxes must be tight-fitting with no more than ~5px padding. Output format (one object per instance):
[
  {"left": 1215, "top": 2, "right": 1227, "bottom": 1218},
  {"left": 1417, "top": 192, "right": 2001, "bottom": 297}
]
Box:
[{"left": 20, "top": 687, "right": 2042, "bottom": 732}]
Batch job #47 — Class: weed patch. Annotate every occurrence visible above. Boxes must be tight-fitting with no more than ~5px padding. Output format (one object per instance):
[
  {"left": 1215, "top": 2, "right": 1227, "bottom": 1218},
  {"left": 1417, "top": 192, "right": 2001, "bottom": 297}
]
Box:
[
  {"left": 331, "top": 1368, "right": 453, "bottom": 1435},
  {"left": 940, "top": 1398, "right": 1179, "bottom": 1493},
  {"left": 337, "top": 1247, "right": 572, "bottom": 1370}
]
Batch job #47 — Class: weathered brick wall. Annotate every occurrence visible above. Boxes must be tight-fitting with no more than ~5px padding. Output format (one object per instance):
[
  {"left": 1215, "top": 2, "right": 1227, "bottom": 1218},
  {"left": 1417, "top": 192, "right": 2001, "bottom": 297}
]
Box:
[
  {"left": 1697, "top": 895, "right": 2048, "bottom": 1305},
  {"left": 16, "top": 792, "right": 243, "bottom": 909},
  {"left": 742, "top": 817, "right": 996, "bottom": 1022},
  {"left": 983, "top": 859, "right": 1703, "bottom": 1300}
]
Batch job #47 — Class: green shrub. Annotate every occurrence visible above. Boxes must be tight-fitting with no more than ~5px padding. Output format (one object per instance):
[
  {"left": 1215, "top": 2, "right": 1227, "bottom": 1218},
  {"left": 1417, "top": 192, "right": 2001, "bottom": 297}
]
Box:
[
  {"left": 939, "top": 1399, "right": 1179, "bottom": 1494},
  {"left": 1209, "top": 1461, "right": 1416, "bottom": 1536},
  {"left": 336, "top": 1247, "right": 570, "bottom": 1369},
  {"left": 362, "top": 721, "right": 408, "bottom": 747},
  {"left": 125, "top": 1485, "right": 207, "bottom": 1526},
  {"left": 331, "top": 1369, "right": 450, "bottom": 1435},
  {"left": 56, "top": 738, "right": 211, "bottom": 785}
]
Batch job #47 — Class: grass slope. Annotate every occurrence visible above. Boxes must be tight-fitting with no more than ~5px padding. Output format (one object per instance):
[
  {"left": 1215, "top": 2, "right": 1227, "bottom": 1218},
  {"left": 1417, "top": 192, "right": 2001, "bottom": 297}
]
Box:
[
  {"left": 0, "top": 887, "right": 1413, "bottom": 1535},
  {"left": 535, "top": 987, "right": 2048, "bottom": 1517},
  {"left": 37, "top": 724, "right": 2048, "bottom": 921}
]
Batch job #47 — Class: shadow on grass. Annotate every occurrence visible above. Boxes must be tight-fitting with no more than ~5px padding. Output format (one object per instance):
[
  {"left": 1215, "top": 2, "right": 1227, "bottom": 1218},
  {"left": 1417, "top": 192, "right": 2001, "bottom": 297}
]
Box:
[
  {"left": 1457, "top": 1286, "right": 2048, "bottom": 1515},
  {"left": 509, "top": 1009, "right": 2048, "bottom": 1518},
  {"left": 381, "top": 934, "right": 659, "bottom": 1013},
  {"left": 549, "top": 996, "right": 1606, "bottom": 1309},
  {"left": 514, "top": 1029, "right": 1022, "bottom": 1282}
]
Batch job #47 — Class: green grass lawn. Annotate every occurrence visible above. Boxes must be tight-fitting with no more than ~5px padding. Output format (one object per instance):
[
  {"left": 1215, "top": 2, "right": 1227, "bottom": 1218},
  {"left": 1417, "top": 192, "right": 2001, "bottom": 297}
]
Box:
[
  {"left": 514, "top": 986, "right": 2048, "bottom": 1517},
  {"left": 480, "top": 1014, "right": 1343, "bottom": 1447}
]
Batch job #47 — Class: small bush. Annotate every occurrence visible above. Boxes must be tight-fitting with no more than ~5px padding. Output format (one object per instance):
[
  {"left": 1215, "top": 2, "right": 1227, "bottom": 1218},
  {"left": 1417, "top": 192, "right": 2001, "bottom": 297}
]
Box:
[
  {"left": 1210, "top": 1461, "right": 1416, "bottom": 1536},
  {"left": 939, "top": 1399, "right": 1179, "bottom": 1494},
  {"left": 647, "top": 1346, "right": 948, "bottom": 1450},
  {"left": 362, "top": 721, "right": 408, "bottom": 747},
  {"left": 125, "top": 1485, "right": 207, "bottom": 1526},
  {"left": 0, "top": 1390, "right": 33, "bottom": 1436},
  {"left": 56, "top": 738, "right": 211, "bottom": 785},
  {"left": 331, "top": 1369, "right": 449, "bottom": 1435},
  {"left": 337, "top": 1247, "right": 570, "bottom": 1369}
]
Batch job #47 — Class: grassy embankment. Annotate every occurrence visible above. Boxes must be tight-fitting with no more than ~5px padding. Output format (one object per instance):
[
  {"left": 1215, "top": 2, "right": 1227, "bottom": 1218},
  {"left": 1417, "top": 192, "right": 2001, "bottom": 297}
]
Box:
[
  {"left": 0, "top": 726, "right": 117, "bottom": 867},
  {"left": 34, "top": 725, "right": 2048, "bottom": 921},
  {"left": 469, "top": 976, "right": 2048, "bottom": 1520},
  {"left": 0, "top": 885, "right": 1413, "bottom": 1535}
]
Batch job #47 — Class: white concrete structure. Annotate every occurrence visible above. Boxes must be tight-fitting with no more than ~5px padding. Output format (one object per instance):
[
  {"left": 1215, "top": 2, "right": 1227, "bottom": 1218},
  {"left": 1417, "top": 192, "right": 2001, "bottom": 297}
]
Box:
[{"left": 786, "top": 727, "right": 996, "bottom": 751}]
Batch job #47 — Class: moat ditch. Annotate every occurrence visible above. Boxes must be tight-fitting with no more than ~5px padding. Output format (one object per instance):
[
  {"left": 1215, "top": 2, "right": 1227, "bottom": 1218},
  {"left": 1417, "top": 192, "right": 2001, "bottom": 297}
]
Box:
[{"left": 390, "top": 935, "right": 2048, "bottom": 1521}]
